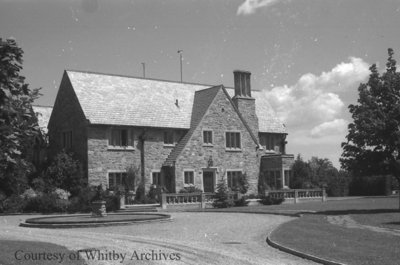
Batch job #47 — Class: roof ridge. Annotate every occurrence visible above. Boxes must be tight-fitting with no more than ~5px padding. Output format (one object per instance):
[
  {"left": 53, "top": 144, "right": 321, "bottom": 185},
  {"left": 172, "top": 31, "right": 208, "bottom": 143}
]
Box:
[{"left": 65, "top": 69, "right": 214, "bottom": 88}]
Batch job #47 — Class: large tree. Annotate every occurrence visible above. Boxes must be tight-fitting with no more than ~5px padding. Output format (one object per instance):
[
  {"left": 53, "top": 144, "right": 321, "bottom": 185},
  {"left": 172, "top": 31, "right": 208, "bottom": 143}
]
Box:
[
  {"left": 341, "top": 48, "right": 400, "bottom": 208},
  {"left": 0, "top": 38, "right": 41, "bottom": 196}
]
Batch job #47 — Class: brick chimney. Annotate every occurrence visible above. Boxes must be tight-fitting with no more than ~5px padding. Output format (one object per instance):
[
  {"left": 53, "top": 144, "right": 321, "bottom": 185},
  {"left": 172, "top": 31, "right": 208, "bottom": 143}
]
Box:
[{"left": 232, "top": 70, "right": 259, "bottom": 139}]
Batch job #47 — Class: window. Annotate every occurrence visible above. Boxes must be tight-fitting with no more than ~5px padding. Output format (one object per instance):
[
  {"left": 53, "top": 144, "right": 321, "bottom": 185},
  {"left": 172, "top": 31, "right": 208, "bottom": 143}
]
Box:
[
  {"left": 109, "top": 128, "right": 134, "bottom": 147},
  {"left": 62, "top": 131, "right": 72, "bottom": 149},
  {"left": 184, "top": 171, "right": 194, "bottom": 185},
  {"left": 108, "top": 172, "right": 127, "bottom": 190},
  {"left": 260, "top": 133, "right": 283, "bottom": 152},
  {"left": 164, "top": 131, "right": 174, "bottom": 145},
  {"left": 227, "top": 171, "right": 242, "bottom": 189},
  {"left": 284, "top": 170, "right": 291, "bottom": 187},
  {"left": 225, "top": 132, "right": 241, "bottom": 149},
  {"left": 203, "top": 130, "right": 213, "bottom": 145},
  {"left": 152, "top": 172, "right": 161, "bottom": 186}
]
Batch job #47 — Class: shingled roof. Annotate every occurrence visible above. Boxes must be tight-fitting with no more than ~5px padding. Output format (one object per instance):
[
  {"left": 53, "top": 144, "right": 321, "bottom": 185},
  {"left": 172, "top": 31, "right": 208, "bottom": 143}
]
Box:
[{"left": 65, "top": 70, "right": 286, "bottom": 133}]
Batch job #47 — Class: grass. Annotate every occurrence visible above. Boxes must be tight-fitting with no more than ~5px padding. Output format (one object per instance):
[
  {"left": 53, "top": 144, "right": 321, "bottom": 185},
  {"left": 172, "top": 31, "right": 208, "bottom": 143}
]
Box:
[
  {"left": 0, "top": 240, "right": 87, "bottom": 265},
  {"left": 271, "top": 214, "right": 400, "bottom": 265},
  {"left": 264, "top": 197, "right": 400, "bottom": 265}
]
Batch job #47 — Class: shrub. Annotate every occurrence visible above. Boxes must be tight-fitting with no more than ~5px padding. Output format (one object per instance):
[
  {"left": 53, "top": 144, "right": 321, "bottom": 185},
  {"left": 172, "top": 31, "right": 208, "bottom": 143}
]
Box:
[
  {"left": 23, "top": 193, "right": 68, "bottom": 213},
  {"left": 213, "top": 176, "right": 234, "bottom": 208},
  {"left": 260, "top": 195, "right": 284, "bottom": 205},
  {"left": 104, "top": 193, "right": 119, "bottom": 212},
  {"left": 134, "top": 183, "right": 145, "bottom": 202},
  {"left": 179, "top": 186, "right": 203, "bottom": 193},
  {"left": 1, "top": 195, "right": 26, "bottom": 213},
  {"left": 233, "top": 196, "right": 250, "bottom": 207}
]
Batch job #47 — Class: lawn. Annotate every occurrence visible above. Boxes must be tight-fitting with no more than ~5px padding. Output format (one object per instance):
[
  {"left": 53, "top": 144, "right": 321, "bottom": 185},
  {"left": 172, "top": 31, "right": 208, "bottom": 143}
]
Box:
[
  {"left": 194, "top": 196, "right": 400, "bottom": 264},
  {"left": 0, "top": 240, "right": 87, "bottom": 265}
]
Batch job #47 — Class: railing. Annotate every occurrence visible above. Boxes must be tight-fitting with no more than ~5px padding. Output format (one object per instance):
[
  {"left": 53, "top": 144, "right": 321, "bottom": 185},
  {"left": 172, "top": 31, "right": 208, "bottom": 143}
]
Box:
[
  {"left": 161, "top": 192, "right": 237, "bottom": 209},
  {"left": 265, "top": 188, "right": 326, "bottom": 204}
]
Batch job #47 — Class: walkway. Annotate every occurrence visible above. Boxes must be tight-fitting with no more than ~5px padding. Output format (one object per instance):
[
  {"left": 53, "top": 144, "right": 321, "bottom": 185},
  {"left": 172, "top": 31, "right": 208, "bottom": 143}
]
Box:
[{"left": 1, "top": 212, "right": 316, "bottom": 265}]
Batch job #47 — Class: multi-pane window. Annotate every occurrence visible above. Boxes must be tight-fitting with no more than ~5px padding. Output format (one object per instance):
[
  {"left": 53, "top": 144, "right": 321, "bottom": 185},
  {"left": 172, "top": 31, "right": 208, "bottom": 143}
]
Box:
[
  {"left": 225, "top": 132, "right": 241, "bottom": 149},
  {"left": 109, "top": 128, "right": 134, "bottom": 147},
  {"left": 62, "top": 131, "right": 72, "bottom": 149},
  {"left": 203, "top": 130, "right": 213, "bottom": 145},
  {"left": 152, "top": 172, "right": 161, "bottom": 186},
  {"left": 265, "top": 170, "right": 282, "bottom": 190},
  {"left": 260, "top": 133, "right": 283, "bottom": 152},
  {"left": 184, "top": 171, "right": 194, "bottom": 185},
  {"left": 108, "top": 172, "right": 127, "bottom": 190},
  {"left": 163, "top": 131, "right": 174, "bottom": 145},
  {"left": 227, "top": 171, "right": 242, "bottom": 189}
]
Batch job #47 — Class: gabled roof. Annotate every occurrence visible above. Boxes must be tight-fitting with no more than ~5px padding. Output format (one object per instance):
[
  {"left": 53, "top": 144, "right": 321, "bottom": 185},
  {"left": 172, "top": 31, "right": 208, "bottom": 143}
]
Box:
[
  {"left": 32, "top": 105, "right": 53, "bottom": 134},
  {"left": 64, "top": 70, "right": 286, "bottom": 133},
  {"left": 164, "top": 86, "right": 222, "bottom": 166}
]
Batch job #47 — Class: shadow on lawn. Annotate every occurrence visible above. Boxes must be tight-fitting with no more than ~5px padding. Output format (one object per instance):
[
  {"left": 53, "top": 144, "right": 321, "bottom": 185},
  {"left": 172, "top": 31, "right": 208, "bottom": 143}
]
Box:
[
  {"left": 0, "top": 240, "right": 87, "bottom": 265},
  {"left": 315, "top": 209, "right": 400, "bottom": 215}
]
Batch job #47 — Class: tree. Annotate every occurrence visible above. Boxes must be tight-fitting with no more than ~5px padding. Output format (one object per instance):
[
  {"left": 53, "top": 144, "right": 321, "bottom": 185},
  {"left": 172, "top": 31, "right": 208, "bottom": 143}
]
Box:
[
  {"left": 341, "top": 48, "right": 400, "bottom": 209},
  {"left": 291, "top": 154, "right": 311, "bottom": 188},
  {"left": 0, "top": 38, "right": 41, "bottom": 196},
  {"left": 212, "top": 176, "right": 234, "bottom": 208},
  {"left": 44, "top": 150, "right": 84, "bottom": 196}
]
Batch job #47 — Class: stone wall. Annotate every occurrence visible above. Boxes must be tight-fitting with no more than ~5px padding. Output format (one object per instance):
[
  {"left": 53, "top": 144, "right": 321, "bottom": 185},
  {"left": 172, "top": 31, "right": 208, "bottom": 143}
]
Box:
[
  {"left": 87, "top": 125, "right": 185, "bottom": 190},
  {"left": 48, "top": 73, "right": 88, "bottom": 179},
  {"left": 175, "top": 88, "right": 261, "bottom": 194}
]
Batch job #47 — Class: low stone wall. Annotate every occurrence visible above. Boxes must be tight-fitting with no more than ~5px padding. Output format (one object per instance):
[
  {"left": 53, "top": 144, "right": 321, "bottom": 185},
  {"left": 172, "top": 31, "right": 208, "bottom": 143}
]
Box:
[
  {"left": 265, "top": 189, "right": 327, "bottom": 204},
  {"left": 160, "top": 192, "right": 237, "bottom": 209}
]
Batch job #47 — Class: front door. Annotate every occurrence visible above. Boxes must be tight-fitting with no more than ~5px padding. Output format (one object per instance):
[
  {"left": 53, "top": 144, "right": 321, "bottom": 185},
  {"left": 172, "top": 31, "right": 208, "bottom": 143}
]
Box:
[{"left": 203, "top": 171, "right": 215, "bottom": 193}]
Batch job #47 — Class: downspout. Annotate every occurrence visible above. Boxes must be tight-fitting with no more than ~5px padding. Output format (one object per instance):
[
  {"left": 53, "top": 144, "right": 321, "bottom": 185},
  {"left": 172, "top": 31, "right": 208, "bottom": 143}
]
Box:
[{"left": 139, "top": 129, "right": 147, "bottom": 199}]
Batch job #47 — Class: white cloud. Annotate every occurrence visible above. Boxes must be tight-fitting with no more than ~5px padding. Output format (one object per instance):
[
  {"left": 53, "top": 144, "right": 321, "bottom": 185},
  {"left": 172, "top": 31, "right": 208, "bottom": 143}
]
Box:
[
  {"left": 264, "top": 57, "right": 370, "bottom": 165},
  {"left": 237, "top": 0, "right": 282, "bottom": 16},
  {"left": 310, "top": 119, "right": 348, "bottom": 138}
]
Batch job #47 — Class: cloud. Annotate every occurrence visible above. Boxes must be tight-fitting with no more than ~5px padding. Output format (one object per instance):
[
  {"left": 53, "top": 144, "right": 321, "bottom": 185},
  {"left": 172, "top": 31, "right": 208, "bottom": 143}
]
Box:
[
  {"left": 264, "top": 57, "right": 370, "bottom": 166},
  {"left": 310, "top": 119, "right": 348, "bottom": 138},
  {"left": 237, "top": 0, "right": 282, "bottom": 16}
]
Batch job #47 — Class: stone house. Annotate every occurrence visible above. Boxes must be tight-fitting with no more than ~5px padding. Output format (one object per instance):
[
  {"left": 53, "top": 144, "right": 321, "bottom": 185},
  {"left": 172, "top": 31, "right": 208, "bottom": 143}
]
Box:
[{"left": 48, "top": 69, "right": 293, "bottom": 194}]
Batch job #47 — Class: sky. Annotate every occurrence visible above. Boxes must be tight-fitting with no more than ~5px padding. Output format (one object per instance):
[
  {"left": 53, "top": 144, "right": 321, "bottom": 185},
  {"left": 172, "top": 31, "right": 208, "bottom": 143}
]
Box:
[{"left": 1, "top": 0, "right": 400, "bottom": 168}]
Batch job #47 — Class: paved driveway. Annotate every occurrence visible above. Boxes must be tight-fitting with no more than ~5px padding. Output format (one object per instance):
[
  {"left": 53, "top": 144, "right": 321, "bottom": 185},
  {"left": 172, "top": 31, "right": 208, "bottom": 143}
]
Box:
[{"left": 1, "top": 212, "right": 315, "bottom": 265}]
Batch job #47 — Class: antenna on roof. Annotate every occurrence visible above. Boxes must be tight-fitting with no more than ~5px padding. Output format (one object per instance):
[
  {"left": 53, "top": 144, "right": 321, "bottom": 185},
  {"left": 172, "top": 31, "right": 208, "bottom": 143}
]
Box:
[
  {"left": 141, "top": 62, "right": 146, "bottom": 78},
  {"left": 177, "top": 50, "right": 183, "bottom": 82}
]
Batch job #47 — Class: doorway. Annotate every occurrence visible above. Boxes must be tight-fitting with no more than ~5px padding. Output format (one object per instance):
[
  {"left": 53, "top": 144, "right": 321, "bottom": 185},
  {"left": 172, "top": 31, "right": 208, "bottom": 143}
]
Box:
[{"left": 203, "top": 170, "right": 215, "bottom": 193}]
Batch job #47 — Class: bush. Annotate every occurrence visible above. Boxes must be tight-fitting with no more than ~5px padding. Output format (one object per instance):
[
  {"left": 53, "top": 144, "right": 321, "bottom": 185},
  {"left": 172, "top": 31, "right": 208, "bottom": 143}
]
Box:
[
  {"left": 212, "top": 177, "right": 234, "bottom": 208},
  {"left": 104, "top": 193, "right": 119, "bottom": 212},
  {"left": 260, "top": 195, "right": 284, "bottom": 205},
  {"left": 23, "top": 193, "right": 68, "bottom": 213},
  {"left": 233, "top": 196, "right": 249, "bottom": 207},
  {"left": 1, "top": 195, "right": 26, "bottom": 213},
  {"left": 179, "top": 186, "right": 203, "bottom": 193}
]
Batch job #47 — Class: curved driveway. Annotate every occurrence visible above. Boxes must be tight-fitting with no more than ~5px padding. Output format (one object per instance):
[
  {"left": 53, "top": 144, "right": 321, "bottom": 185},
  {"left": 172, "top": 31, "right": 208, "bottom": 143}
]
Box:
[{"left": 1, "top": 212, "right": 315, "bottom": 265}]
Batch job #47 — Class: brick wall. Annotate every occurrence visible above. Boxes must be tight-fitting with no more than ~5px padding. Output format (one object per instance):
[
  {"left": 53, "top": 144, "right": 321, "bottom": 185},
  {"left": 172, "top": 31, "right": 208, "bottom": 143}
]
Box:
[{"left": 175, "top": 88, "right": 261, "bottom": 194}]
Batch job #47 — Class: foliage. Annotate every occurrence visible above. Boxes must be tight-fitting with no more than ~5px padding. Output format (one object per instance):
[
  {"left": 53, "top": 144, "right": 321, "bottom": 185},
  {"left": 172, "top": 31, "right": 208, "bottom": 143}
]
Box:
[
  {"left": 0, "top": 38, "right": 41, "bottom": 197},
  {"left": 134, "top": 183, "right": 145, "bottom": 202},
  {"left": 349, "top": 175, "right": 391, "bottom": 196},
  {"left": 259, "top": 195, "right": 284, "bottom": 205},
  {"left": 291, "top": 154, "right": 314, "bottom": 189},
  {"left": 233, "top": 196, "right": 250, "bottom": 207},
  {"left": 91, "top": 185, "right": 105, "bottom": 201},
  {"left": 212, "top": 176, "right": 234, "bottom": 208},
  {"left": 179, "top": 185, "right": 203, "bottom": 193},
  {"left": 236, "top": 173, "right": 249, "bottom": 194},
  {"left": 44, "top": 150, "right": 84, "bottom": 196},
  {"left": 125, "top": 164, "right": 140, "bottom": 191},
  {"left": 341, "top": 49, "right": 400, "bottom": 182}
]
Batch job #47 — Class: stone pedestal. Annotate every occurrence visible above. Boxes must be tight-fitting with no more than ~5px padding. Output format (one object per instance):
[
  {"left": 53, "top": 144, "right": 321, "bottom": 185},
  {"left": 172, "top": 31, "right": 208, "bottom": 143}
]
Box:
[{"left": 91, "top": 201, "right": 107, "bottom": 217}]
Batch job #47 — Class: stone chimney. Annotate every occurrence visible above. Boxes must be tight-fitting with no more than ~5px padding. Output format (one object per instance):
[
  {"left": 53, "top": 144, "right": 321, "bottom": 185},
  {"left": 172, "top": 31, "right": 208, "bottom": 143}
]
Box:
[{"left": 232, "top": 70, "right": 259, "bottom": 139}]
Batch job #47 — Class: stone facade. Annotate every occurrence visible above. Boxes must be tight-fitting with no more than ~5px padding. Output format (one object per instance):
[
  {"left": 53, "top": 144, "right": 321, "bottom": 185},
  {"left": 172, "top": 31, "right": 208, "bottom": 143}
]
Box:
[
  {"left": 174, "top": 88, "right": 261, "bottom": 194},
  {"left": 48, "top": 73, "right": 88, "bottom": 177},
  {"left": 48, "top": 70, "right": 293, "bottom": 195}
]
